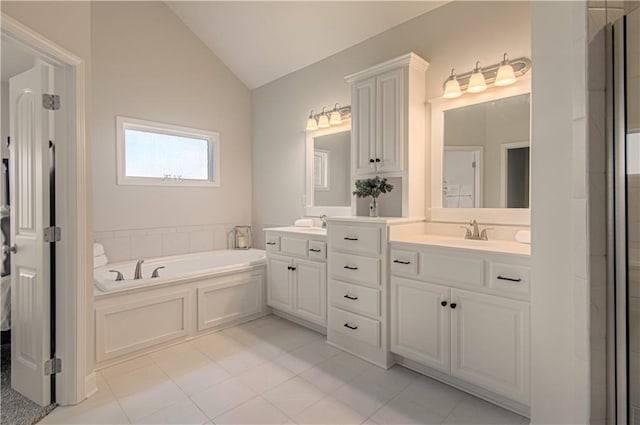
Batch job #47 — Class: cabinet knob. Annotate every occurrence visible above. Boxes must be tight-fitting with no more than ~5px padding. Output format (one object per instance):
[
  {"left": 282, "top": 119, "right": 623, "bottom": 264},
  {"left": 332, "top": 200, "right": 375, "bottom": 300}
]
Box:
[
  {"left": 441, "top": 301, "right": 448, "bottom": 307},
  {"left": 450, "top": 303, "right": 457, "bottom": 309},
  {"left": 369, "top": 158, "right": 375, "bottom": 163},
  {"left": 375, "top": 158, "right": 381, "bottom": 163},
  {"left": 290, "top": 266, "right": 296, "bottom": 271}
]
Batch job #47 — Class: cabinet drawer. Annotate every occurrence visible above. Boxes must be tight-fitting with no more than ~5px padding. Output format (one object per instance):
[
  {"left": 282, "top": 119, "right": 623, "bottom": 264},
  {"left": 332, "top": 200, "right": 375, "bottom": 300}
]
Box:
[
  {"left": 330, "top": 280, "right": 380, "bottom": 317},
  {"left": 329, "top": 307, "right": 380, "bottom": 347},
  {"left": 421, "top": 253, "right": 485, "bottom": 287},
  {"left": 265, "top": 235, "right": 280, "bottom": 252},
  {"left": 308, "top": 240, "right": 327, "bottom": 260},
  {"left": 330, "top": 252, "right": 380, "bottom": 287},
  {"left": 390, "top": 249, "right": 419, "bottom": 276},
  {"left": 329, "top": 225, "right": 381, "bottom": 255},
  {"left": 281, "top": 237, "right": 308, "bottom": 257},
  {"left": 488, "top": 262, "right": 530, "bottom": 297}
]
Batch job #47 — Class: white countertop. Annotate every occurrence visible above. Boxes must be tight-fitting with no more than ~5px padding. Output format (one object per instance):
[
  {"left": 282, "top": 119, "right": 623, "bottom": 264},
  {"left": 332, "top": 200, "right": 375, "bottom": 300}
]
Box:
[
  {"left": 391, "top": 234, "right": 530, "bottom": 256},
  {"left": 263, "top": 226, "right": 327, "bottom": 237}
]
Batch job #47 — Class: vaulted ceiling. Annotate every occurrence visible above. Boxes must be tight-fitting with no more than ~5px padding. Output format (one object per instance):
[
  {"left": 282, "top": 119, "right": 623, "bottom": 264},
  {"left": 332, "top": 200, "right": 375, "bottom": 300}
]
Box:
[{"left": 166, "top": 1, "right": 448, "bottom": 89}]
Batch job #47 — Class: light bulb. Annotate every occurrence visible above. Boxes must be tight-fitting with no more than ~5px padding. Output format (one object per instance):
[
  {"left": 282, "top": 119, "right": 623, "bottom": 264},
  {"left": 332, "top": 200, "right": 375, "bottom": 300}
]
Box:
[
  {"left": 318, "top": 114, "right": 330, "bottom": 128},
  {"left": 329, "top": 104, "right": 342, "bottom": 125},
  {"left": 495, "top": 53, "right": 517, "bottom": 86},
  {"left": 443, "top": 68, "right": 462, "bottom": 99},
  {"left": 306, "top": 111, "right": 318, "bottom": 131},
  {"left": 467, "top": 61, "right": 487, "bottom": 93}
]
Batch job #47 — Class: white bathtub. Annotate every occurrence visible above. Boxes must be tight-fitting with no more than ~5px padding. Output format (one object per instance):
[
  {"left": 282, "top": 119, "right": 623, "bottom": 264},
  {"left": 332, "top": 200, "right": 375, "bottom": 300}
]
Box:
[
  {"left": 93, "top": 249, "right": 268, "bottom": 366},
  {"left": 94, "top": 249, "right": 266, "bottom": 293}
]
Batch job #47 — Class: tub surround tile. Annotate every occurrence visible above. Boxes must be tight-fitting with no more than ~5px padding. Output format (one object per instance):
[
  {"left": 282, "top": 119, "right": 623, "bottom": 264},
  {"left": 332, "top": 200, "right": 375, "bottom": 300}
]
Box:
[
  {"left": 98, "top": 236, "right": 131, "bottom": 263},
  {"left": 189, "top": 230, "right": 215, "bottom": 253},
  {"left": 130, "top": 234, "right": 162, "bottom": 260},
  {"left": 161, "top": 232, "right": 190, "bottom": 256}
]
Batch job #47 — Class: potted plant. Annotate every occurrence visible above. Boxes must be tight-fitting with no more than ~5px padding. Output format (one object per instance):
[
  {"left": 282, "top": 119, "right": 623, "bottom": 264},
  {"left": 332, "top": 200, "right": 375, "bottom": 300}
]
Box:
[{"left": 353, "top": 176, "right": 394, "bottom": 217}]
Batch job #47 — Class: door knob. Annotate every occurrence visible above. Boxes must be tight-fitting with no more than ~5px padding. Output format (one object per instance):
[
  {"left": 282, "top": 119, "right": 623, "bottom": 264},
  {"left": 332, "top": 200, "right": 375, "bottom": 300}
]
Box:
[{"left": 2, "top": 244, "right": 17, "bottom": 255}]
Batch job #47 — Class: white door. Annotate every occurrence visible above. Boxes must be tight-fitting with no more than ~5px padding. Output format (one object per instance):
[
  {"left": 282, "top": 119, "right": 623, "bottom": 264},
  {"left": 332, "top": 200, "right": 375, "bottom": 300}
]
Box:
[
  {"left": 390, "top": 277, "right": 450, "bottom": 372},
  {"left": 266, "top": 254, "right": 292, "bottom": 312},
  {"left": 450, "top": 289, "right": 530, "bottom": 404},
  {"left": 293, "top": 259, "right": 326, "bottom": 325},
  {"left": 9, "top": 62, "right": 53, "bottom": 406},
  {"left": 376, "top": 68, "right": 404, "bottom": 173},
  {"left": 352, "top": 77, "right": 376, "bottom": 175}
]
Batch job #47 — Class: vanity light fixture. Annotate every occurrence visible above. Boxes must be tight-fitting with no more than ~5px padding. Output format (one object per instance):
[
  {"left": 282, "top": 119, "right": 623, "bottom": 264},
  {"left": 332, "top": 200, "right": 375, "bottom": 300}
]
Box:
[
  {"left": 317, "top": 107, "right": 330, "bottom": 128},
  {"left": 467, "top": 61, "right": 487, "bottom": 93},
  {"left": 442, "top": 54, "right": 531, "bottom": 99},
  {"left": 495, "top": 53, "right": 517, "bottom": 86},
  {"left": 329, "top": 103, "right": 343, "bottom": 125},
  {"left": 305, "top": 104, "right": 351, "bottom": 131},
  {"left": 306, "top": 110, "right": 319, "bottom": 131},
  {"left": 443, "top": 69, "right": 462, "bottom": 99}
]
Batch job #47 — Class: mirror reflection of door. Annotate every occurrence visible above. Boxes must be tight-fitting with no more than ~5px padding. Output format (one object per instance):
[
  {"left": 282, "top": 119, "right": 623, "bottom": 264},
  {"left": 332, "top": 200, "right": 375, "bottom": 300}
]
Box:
[
  {"left": 500, "top": 142, "right": 530, "bottom": 208},
  {"left": 443, "top": 147, "right": 481, "bottom": 208}
]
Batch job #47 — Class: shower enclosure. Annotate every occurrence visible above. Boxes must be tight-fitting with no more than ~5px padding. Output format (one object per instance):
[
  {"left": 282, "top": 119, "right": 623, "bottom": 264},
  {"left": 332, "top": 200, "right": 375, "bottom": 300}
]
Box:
[{"left": 612, "top": 4, "right": 640, "bottom": 424}]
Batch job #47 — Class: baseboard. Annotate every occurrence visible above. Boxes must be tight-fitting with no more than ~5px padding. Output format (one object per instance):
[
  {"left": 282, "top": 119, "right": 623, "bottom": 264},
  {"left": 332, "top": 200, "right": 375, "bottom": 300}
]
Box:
[
  {"left": 272, "top": 310, "right": 327, "bottom": 335},
  {"left": 84, "top": 372, "right": 98, "bottom": 399}
]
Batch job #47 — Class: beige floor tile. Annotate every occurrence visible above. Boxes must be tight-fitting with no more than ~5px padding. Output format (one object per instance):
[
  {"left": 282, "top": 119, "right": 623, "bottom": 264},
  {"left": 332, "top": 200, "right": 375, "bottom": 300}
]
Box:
[
  {"left": 213, "top": 396, "right": 290, "bottom": 425},
  {"left": 190, "top": 377, "right": 256, "bottom": 420},
  {"left": 263, "top": 377, "right": 326, "bottom": 417}
]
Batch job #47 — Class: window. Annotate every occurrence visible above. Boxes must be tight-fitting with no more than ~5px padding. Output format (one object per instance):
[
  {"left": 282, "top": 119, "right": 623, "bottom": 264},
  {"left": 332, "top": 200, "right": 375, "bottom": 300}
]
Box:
[{"left": 116, "top": 116, "right": 220, "bottom": 187}]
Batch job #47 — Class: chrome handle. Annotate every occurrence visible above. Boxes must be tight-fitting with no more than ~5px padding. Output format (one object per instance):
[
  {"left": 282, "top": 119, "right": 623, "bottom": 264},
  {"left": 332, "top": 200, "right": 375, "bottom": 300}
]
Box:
[
  {"left": 343, "top": 323, "right": 358, "bottom": 330},
  {"left": 393, "top": 259, "right": 410, "bottom": 265},
  {"left": 343, "top": 265, "right": 358, "bottom": 270},
  {"left": 151, "top": 266, "right": 165, "bottom": 278},
  {"left": 343, "top": 294, "right": 358, "bottom": 301},
  {"left": 108, "top": 270, "right": 124, "bottom": 281},
  {"left": 3, "top": 244, "right": 17, "bottom": 254},
  {"left": 497, "top": 275, "right": 522, "bottom": 282}
]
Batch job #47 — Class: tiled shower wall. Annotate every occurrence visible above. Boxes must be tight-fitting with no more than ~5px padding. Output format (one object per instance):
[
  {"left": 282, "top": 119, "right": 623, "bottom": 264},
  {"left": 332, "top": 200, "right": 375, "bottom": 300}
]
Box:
[{"left": 94, "top": 224, "right": 237, "bottom": 263}]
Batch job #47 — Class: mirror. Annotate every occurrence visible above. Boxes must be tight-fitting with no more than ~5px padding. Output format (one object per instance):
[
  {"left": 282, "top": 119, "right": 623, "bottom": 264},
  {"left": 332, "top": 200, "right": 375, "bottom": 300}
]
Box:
[
  {"left": 430, "top": 76, "right": 531, "bottom": 225},
  {"left": 305, "top": 119, "right": 352, "bottom": 215},
  {"left": 442, "top": 93, "right": 530, "bottom": 209}
]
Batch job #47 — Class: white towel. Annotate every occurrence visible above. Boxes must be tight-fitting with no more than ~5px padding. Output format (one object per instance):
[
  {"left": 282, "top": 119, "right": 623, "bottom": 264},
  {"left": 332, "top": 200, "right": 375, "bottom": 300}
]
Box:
[
  {"left": 94, "top": 255, "right": 108, "bottom": 268},
  {"left": 93, "top": 242, "right": 105, "bottom": 257},
  {"left": 515, "top": 230, "right": 531, "bottom": 244}
]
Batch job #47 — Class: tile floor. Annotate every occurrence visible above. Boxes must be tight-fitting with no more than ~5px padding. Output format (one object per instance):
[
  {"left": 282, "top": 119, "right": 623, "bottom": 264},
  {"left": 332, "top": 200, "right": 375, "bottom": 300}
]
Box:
[{"left": 39, "top": 315, "right": 530, "bottom": 425}]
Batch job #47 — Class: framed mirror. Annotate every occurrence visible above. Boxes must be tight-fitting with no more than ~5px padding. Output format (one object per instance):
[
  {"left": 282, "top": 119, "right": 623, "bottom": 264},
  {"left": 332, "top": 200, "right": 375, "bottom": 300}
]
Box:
[
  {"left": 305, "top": 119, "right": 352, "bottom": 216},
  {"left": 430, "top": 76, "right": 531, "bottom": 225}
]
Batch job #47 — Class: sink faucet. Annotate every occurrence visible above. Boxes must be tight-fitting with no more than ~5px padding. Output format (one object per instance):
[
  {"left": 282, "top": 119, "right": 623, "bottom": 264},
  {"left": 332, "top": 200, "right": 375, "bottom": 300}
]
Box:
[
  {"left": 461, "top": 220, "right": 493, "bottom": 241},
  {"left": 320, "top": 215, "right": 328, "bottom": 229},
  {"left": 134, "top": 260, "right": 144, "bottom": 280}
]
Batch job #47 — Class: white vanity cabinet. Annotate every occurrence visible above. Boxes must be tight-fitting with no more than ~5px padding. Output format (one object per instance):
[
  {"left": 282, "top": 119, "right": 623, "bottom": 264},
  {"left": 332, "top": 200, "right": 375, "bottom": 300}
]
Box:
[
  {"left": 347, "top": 53, "right": 428, "bottom": 176},
  {"left": 264, "top": 229, "right": 327, "bottom": 328},
  {"left": 390, "top": 241, "right": 531, "bottom": 414}
]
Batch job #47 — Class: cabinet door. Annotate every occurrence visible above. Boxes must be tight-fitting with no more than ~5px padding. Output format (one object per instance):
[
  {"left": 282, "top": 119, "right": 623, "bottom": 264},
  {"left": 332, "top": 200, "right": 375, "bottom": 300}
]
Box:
[
  {"left": 267, "top": 254, "right": 292, "bottom": 312},
  {"left": 293, "top": 259, "right": 326, "bottom": 325},
  {"left": 376, "top": 68, "right": 404, "bottom": 173},
  {"left": 390, "top": 277, "right": 450, "bottom": 373},
  {"left": 352, "top": 77, "right": 377, "bottom": 175},
  {"left": 450, "top": 289, "right": 530, "bottom": 404}
]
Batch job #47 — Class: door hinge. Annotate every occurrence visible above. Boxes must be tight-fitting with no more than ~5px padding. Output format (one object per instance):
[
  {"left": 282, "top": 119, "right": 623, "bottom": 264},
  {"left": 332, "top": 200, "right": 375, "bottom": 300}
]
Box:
[
  {"left": 472, "top": 161, "right": 477, "bottom": 168},
  {"left": 42, "top": 94, "right": 60, "bottom": 111},
  {"left": 44, "top": 358, "right": 62, "bottom": 375},
  {"left": 44, "top": 226, "right": 61, "bottom": 243}
]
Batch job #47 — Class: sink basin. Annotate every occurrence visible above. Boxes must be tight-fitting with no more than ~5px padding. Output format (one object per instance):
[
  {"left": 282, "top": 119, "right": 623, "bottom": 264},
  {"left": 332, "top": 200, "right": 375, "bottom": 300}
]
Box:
[{"left": 292, "top": 227, "right": 327, "bottom": 234}]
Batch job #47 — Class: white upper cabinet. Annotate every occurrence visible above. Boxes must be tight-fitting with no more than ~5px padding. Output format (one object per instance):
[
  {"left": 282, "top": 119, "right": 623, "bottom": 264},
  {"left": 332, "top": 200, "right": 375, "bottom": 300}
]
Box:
[{"left": 346, "top": 53, "right": 427, "bottom": 177}]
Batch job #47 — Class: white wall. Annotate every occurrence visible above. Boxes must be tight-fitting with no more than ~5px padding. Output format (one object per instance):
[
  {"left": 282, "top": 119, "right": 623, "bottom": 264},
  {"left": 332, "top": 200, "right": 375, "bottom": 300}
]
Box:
[
  {"left": 1, "top": 83, "right": 7, "bottom": 161},
  {"left": 91, "top": 2, "right": 252, "bottom": 237},
  {"left": 251, "top": 1, "right": 531, "bottom": 246},
  {"left": 530, "top": 1, "right": 590, "bottom": 423},
  {"left": 313, "top": 131, "right": 350, "bottom": 207}
]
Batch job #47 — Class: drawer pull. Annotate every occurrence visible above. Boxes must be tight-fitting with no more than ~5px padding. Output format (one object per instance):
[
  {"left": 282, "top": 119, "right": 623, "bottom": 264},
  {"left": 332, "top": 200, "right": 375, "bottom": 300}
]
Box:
[
  {"left": 393, "top": 259, "right": 411, "bottom": 265},
  {"left": 344, "top": 265, "right": 358, "bottom": 270},
  {"left": 343, "top": 323, "right": 358, "bottom": 330},
  {"left": 309, "top": 248, "right": 322, "bottom": 252},
  {"left": 497, "top": 275, "right": 522, "bottom": 282},
  {"left": 266, "top": 242, "right": 276, "bottom": 245},
  {"left": 343, "top": 294, "right": 358, "bottom": 301},
  {"left": 343, "top": 237, "right": 359, "bottom": 241},
  {"left": 441, "top": 301, "right": 448, "bottom": 307}
]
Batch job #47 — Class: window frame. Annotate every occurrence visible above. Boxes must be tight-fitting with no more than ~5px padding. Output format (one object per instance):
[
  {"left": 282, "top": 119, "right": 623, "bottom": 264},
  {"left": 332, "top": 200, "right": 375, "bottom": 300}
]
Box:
[{"left": 116, "top": 116, "right": 220, "bottom": 187}]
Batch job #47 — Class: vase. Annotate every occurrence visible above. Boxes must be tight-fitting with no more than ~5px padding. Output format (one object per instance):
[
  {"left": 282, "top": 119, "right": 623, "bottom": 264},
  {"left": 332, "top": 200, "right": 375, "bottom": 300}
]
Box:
[{"left": 369, "top": 197, "right": 378, "bottom": 217}]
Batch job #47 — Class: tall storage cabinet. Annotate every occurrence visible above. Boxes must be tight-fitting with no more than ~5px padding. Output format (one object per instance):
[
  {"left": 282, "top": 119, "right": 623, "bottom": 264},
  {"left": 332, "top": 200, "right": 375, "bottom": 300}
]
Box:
[{"left": 346, "top": 53, "right": 428, "bottom": 218}]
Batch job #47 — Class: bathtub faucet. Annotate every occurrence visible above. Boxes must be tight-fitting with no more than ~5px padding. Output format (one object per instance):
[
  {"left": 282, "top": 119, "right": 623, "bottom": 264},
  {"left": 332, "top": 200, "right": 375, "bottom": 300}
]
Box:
[{"left": 134, "top": 260, "right": 144, "bottom": 280}]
